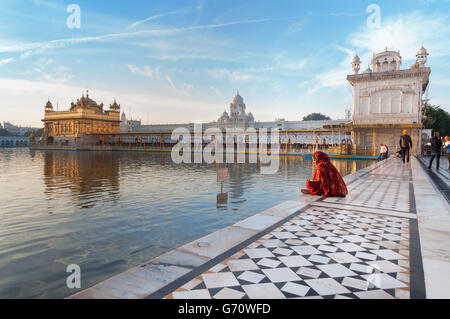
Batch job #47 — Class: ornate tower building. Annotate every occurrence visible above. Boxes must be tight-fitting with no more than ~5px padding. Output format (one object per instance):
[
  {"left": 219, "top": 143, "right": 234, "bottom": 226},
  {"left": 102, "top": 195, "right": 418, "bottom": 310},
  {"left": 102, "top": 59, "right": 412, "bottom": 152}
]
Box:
[
  {"left": 42, "top": 91, "right": 121, "bottom": 145},
  {"left": 347, "top": 47, "right": 431, "bottom": 155},
  {"left": 217, "top": 91, "right": 255, "bottom": 129}
]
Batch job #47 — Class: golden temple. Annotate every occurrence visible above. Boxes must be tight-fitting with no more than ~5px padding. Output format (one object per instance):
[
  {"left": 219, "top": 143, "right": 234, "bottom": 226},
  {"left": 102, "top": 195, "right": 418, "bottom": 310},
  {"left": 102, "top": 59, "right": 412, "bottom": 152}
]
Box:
[{"left": 42, "top": 91, "right": 121, "bottom": 145}]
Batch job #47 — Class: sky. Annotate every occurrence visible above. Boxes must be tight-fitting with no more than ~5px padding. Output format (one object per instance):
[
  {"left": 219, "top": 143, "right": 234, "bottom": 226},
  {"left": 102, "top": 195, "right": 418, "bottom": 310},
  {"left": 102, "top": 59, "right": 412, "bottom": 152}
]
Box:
[{"left": 0, "top": 0, "right": 449, "bottom": 127}]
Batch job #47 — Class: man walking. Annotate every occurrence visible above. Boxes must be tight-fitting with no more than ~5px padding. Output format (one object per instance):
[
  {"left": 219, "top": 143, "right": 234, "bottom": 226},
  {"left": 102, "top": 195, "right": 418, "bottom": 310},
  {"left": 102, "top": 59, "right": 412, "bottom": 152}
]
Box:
[
  {"left": 428, "top": 132, "right": 442, "bottom": 170},
  {"left": 399, "top": 130, "right": 412, "bottom": 163}
]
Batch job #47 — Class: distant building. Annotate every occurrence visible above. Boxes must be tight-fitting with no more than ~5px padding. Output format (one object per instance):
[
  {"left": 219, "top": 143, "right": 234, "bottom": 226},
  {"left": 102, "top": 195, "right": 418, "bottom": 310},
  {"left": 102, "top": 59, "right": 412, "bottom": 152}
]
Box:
[
  {"left": 347, "top": 46, "right": 431, "bottom": 154},
  {"left": 217, "top": 91, "right": 255, "bottom": 129},
  {"left": 2, "top": 121, "right": 35, "bottom": 136},
  {"left": 120, "top": 112, "right": 142, "bottom": 132},
  {"left": 119, "top": 91, "right": 350, "bottom": 145},
  {"left": 42, "top": 91, "right": 121, "bottom": 144},
  {"left": 0, "top": 136, "right": 31, "bottom": 147}
]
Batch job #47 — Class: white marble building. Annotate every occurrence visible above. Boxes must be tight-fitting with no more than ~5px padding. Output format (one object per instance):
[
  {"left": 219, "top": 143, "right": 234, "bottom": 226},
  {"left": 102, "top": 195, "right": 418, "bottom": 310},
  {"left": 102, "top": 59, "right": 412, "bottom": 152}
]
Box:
[
  {"left": 120, "top": 112, "right": 142, "bottom": 132},
  {"left": 217, "top": 91, "right": 254, "bottom": 129},
  {"left": 119, "top": 91, "right": 350, "bottom": 145},
  {"left": 347, "top": 46, "right": 431, "bottom": 155}
]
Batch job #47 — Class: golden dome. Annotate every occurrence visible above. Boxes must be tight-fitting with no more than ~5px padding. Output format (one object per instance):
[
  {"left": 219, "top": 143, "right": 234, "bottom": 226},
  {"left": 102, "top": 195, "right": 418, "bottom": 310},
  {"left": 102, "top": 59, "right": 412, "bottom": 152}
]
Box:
[{"left": 109, "top": 99, "right": 120, "bottom": 111}]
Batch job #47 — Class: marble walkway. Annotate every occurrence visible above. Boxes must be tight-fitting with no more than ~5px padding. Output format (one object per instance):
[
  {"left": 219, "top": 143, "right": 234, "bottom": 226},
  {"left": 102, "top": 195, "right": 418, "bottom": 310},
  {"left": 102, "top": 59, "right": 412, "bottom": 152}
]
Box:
[{"left": 70, "top": 156, "right": 450, "bottom": 299}]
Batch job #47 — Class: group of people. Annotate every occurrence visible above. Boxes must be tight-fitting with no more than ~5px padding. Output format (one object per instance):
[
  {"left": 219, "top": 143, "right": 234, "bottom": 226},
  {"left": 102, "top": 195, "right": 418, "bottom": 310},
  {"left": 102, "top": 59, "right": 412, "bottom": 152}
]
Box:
[
  {"left": 378, "top": 130, "right": 413, "bottom": 163},
  {"left": 427, "top": 132, "right": 450, "bottom": 171},
  {"left": 300, "top": 130, "right": 450, "bottom": 200}
]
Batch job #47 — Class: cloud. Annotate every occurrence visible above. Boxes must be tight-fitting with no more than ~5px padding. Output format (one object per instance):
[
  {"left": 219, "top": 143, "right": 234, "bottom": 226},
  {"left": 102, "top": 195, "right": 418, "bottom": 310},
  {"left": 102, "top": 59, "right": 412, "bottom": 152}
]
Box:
[
  {"left": 206, "top": 58, "right": 307, "bottom": 83},
  {"left": 166, "top": 75, "right": 176, "bottom": 90},
  {"left": 128, "top": 64, "right": 157, "bottom": 78},
  {"left": 0, "top": 77, "right": 223, "bottom": 127},
  {"left": 34, "top": 67, "right": 73, "bottom": 84},
  {"left": 207, "top": 68, "right": 259, "bottom": 82},
  {"left": 126, "top": 11, "right": 178, "bottom": 29},
  {"left": 0, "top": 17, "right": 295, "bottom": 58},
  {"left": 209, "top": 86, "right": 223, "bottom": 98},
  {"left": 308, "top": 10, "right": 450, "bottom": 94},
  {"left": 326, "top": 12, "right": 365, "bottom": 17},
  {"left": 0, "top": 57, "right": 13, "bottom": 67},
  {"left": 284, "top": 18, "right": 309, "bottom": 35},
  {"left": 349, "top": 10, "right": 450, "bottom": 60}
]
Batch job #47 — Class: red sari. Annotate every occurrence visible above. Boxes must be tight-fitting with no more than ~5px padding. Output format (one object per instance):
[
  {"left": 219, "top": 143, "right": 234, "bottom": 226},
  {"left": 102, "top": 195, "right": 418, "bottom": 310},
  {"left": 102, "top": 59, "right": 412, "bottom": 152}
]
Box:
[{"left": 305, "top": 152, "right": 348, "bottom": 198}]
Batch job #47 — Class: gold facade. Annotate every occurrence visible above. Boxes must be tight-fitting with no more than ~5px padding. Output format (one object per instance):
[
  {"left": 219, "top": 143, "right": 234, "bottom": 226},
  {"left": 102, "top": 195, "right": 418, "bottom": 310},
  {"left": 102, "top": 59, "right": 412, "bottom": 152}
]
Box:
[{"left": 42, "top": 91, "right": 121, "bottom": 144}]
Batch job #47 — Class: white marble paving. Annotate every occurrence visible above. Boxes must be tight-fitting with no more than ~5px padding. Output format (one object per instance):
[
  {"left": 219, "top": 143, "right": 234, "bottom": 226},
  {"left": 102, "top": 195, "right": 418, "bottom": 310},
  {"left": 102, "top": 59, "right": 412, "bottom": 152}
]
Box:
[
  {"left": 238, "top": 271, "right": 265, "bottom": 284},
  {"left": 242, "top": 283, "right": 286, "bottom": 299},
  {"left": 202, "top": 272, "right": 240, "bottom": 289},
  {"left": 73, "top": 157, "right": 435, "bottom": 300},
  {"left": 165, "top": 192, "right": 413, "bottom": 299}
]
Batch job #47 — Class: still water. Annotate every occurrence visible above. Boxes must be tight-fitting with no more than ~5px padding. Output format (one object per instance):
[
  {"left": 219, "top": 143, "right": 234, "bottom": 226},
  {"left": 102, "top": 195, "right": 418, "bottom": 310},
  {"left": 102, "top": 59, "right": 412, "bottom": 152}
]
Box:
[{"left": 0, "top": 148, "right": 376, "bottom": 298}]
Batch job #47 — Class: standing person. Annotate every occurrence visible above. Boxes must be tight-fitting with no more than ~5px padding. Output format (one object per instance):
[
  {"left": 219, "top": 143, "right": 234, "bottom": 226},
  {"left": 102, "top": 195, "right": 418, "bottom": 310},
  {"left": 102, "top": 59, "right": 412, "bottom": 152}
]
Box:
[
  {"left": 384, "top": 144, "right": 389, "bottom": 159},
  {"left": 445, "top": 136, "right": 450, "bottom": 170},
  {"left": 301, "top": 151, "right": 348, "bottom": 198},
  {"left": 399, "top": 130, "right": 413, "bottom": 163},
  {"left": 428, "top": 132, "right": 443, "bottom": 170}
]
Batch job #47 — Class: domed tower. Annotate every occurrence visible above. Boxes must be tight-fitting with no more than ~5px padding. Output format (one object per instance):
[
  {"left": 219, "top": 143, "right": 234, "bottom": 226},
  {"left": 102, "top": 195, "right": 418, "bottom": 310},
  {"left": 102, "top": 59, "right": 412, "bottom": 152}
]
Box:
[
  {"left": 45, "top": 99, "right": 54, "bottom": 112},
  {"left": 72, "top": 90, "right": 103, "bottom": 111},
  {"left": 351, "top": 55, "right": 361, "bottom": 74},
  {"left": 230, "top": 90, "right": 246, "bottom": 118},
  {"left": 218, "top": 110, "right": 230, "bottom": 123},
  {"left": 370, "top": 49, "right": 402, "bottom": 72},
  {"left": 416, "top": 45, "right": 429, "bottom": 67},
  {"left": 109, "top": 99, "right": 121, "bottom": 112}
]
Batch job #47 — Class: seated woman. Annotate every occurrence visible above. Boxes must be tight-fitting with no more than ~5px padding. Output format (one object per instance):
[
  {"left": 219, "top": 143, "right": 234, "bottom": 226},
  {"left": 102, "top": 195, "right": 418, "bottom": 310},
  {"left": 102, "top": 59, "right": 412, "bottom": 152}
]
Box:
[{"left": 301, "top": 151, "right": 348, "bottom": 198}]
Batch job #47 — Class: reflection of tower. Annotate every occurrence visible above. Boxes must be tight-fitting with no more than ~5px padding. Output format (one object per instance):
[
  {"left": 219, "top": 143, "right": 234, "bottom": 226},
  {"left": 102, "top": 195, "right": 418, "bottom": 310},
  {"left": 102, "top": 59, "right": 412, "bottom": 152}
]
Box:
[
  {"left": 345, "top": 108, "right": 352, "bottom": 121},
  {"left": 226, "top": 161, "right": 259, "bottom": 200},
  {"left": 43, "top": 151, "right": 120, "bottom": 208}
]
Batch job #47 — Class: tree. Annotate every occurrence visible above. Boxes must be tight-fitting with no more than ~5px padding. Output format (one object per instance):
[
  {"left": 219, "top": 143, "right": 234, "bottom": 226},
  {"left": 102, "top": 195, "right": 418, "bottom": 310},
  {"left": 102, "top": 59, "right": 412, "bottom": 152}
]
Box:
[
  {"left": 302, "top": 113, "right": 331, "bottom": 121},
  {"left": 422, "top": 100, "right": 450, "bottom": 137}
]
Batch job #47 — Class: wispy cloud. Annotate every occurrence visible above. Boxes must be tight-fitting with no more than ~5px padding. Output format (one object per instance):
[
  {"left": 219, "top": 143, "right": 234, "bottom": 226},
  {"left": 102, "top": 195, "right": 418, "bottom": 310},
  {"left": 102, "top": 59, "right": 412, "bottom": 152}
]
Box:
[
  {"left": 128, "top": 64, "right": 159, "bottom": 78},
  {"left": 34, "top": 67, "right": 73, "bottom": 84},
  {"left": 326, "top": 12, "right": 366, "bottom": 17},
  {"left": 349, "top": 10, "right": 450, "bottom": 59},
  {"left": 0, "top": 57, "right": 13, "bottom": 67},
  {"left": 207, "top": 68, "right": 260, "bottom": 82},
  {"left": 308, "top": 10, "right": 450, "bottom": 94},
  {"left": 209, "top": 86, "right": 223, "bottom": 98},
  {"left": 0, "top": 77, "right": 222, "bottom": 126},
  {"left": 0, "top": 17, "right": 295, "bottom": 58},
  {"left": 166, "top": 75, "right": 176, "bottom": 90},
  {"left": 284, "top": 18, "right": 309, "bottom": 35},
  {"left": 126, "top": 11, "right": 177, "bottom": 29}
]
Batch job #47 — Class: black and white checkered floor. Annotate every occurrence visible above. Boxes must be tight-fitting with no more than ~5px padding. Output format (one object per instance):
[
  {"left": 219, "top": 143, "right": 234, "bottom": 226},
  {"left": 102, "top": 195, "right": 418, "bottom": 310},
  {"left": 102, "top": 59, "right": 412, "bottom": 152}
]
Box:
[{"left": 165, "top": 206, "right": 411, "bottom": 299}]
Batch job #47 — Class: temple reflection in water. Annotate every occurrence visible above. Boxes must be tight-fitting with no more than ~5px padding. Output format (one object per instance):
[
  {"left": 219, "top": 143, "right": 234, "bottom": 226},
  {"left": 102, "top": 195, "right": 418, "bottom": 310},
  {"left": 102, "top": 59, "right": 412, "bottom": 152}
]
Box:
[
  {"left": 41, "top": 152, "right": 362, "bottom": 210},
  {"left": 43, "top": 151, "right": 121, "bottom": 208}
]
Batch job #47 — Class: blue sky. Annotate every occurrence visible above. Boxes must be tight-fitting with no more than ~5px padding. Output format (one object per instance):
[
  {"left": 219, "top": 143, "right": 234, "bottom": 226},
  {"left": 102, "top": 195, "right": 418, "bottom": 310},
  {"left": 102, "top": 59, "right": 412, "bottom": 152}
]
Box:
[{"left": 0, "top": 0, "right": 449, "bottom": 127}]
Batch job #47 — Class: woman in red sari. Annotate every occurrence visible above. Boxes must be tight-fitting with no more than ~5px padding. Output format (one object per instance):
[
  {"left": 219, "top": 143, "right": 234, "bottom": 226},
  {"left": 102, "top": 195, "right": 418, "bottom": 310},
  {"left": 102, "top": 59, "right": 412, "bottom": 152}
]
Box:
[{"left": 301, "top": 151, "right": 348, "bottom": 198}]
